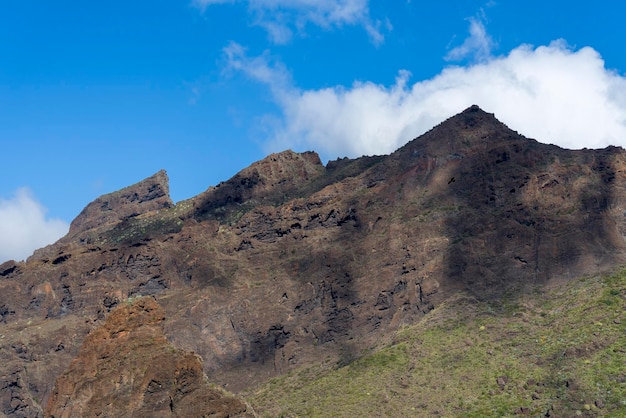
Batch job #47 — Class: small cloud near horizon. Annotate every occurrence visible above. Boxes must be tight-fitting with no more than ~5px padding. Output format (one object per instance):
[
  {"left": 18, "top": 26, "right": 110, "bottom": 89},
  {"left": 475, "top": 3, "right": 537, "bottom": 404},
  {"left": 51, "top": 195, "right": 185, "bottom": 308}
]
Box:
[{"left": 0, "top": 188, "right": 69, "bottom": 263}]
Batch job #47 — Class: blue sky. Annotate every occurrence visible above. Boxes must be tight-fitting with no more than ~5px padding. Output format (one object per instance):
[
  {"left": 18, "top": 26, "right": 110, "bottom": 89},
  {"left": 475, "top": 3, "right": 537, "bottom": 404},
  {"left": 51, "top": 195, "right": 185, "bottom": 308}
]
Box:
[{"left": 2, "top": 0, "right": 626, "bottom": 262}]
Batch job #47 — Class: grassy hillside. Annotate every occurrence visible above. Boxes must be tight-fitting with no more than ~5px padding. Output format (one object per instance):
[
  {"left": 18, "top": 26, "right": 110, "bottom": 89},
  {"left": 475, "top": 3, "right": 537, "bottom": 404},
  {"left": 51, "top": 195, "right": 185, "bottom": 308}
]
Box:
[{"left": 246, "top": 269, "right": 626, "bottom": 417}]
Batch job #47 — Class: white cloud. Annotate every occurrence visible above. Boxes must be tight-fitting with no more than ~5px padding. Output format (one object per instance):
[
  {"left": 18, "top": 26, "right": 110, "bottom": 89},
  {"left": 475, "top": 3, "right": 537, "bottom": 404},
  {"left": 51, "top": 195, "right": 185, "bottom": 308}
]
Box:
[
  {"left": 224, "top": 39, "right": 626, "bottom": 159},
  {"left": 223, "top": 42, "right": 292, "bottom": 96},
  {"left": 445, "top": 16, "right": 495, "bottom": 62},
  {"left": 194, "top": 0, "right": 386, "bottom": 44},
  {"left": 0, "top": 188, "right": 69, "bottom": 262}
]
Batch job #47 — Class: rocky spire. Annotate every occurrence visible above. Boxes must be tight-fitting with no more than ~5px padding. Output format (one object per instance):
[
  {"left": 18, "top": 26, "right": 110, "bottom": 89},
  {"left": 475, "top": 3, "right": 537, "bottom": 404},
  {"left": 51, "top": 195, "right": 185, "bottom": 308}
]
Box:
[{"left": 68, "top": 170, "right": 173, "bottom": 237}]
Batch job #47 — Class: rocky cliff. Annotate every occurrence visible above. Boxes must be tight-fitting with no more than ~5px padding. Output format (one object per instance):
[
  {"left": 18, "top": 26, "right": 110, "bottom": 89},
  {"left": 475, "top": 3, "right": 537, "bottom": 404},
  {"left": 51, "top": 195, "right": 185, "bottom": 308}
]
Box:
[
  {"left": 2, "top": 105, "right": 626, "bottom": 416},
  {"left": 45, "top": 297, "right": 253, "bottom": 417}
]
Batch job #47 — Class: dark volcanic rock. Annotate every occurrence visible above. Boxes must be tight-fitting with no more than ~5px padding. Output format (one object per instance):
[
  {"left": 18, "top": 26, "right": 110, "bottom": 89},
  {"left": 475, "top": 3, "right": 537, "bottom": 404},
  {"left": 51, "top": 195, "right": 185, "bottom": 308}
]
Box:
[
  {"left": 3, "top": 106, "right": 626, "bottom": 416},
  {"left": 0, "top": 260, "right": 19, "bottom": 277}
]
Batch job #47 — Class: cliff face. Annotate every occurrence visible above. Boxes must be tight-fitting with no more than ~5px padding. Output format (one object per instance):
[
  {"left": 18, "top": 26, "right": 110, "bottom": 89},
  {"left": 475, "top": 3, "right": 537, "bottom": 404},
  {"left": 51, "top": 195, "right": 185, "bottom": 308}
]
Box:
[
  {"left": 2, "top": 106, "right": 626, "bottom": 416},
  {"left": 45, "top": 297, "right": 252, "bottom": 418}
]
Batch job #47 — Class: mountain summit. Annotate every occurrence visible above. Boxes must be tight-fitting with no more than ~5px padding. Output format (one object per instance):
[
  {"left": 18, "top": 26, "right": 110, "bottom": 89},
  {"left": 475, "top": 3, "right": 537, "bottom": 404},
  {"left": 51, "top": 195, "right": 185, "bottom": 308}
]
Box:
[{"left": 2, "top": 106, "right": 626, "bottom": 417}]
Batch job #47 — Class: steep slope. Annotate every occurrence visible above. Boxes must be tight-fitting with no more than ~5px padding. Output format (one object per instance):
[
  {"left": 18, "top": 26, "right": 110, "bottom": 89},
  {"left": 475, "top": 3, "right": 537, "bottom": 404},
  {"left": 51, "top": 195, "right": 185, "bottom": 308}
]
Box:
[
  {"left": 248, "top": 267, "right": 626, "bottom": 417},
  {"left": 2, "top": 105, "right": 626, "bottom": 416}
]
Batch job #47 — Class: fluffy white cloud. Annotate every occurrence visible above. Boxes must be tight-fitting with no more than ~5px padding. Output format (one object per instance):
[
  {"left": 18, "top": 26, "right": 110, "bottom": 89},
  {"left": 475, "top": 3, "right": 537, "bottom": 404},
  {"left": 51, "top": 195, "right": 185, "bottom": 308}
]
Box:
[
  {"left": 225, "top": 39, "right": 626, "bottom": 159},
  {"left": 0, "top": 188, "right": 69, "bottom": 263},
  {"left": 194, "top": 0, "right": 386, "bottom": 44}
]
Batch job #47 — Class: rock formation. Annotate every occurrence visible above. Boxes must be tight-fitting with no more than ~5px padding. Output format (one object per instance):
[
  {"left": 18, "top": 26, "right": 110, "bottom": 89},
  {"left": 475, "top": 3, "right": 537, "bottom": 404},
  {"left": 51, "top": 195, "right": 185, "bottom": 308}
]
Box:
[
  {"left": 2, "top": 105, "right": 626, "bottom": 416},
  {"left": 68, "top": 169, "right": 173, "bottom": 239},
  {"left": 45, "top": 297, "right": 252, "bottom": 418}
]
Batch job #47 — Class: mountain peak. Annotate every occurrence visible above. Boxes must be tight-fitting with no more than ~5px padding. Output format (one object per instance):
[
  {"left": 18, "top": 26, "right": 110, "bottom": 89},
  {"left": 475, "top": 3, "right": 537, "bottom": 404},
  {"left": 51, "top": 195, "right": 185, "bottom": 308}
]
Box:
[
  {"left": 68, "top": 169, "right": 173, "bottom": 238},
  {"left": 463, "top": 104, "right": 488, "bottom": 113},
  {"left": 389, "top": 105, "right": 526, "bottom": 173},
  {"left": 437, "top": 104, "right": 509, "bottom": 135},
  {"left": 457, "top": 104, "right": 502, "bottom": 126},
  {"left": 191, "top": 150, "right": 325, "bottom": 222}
]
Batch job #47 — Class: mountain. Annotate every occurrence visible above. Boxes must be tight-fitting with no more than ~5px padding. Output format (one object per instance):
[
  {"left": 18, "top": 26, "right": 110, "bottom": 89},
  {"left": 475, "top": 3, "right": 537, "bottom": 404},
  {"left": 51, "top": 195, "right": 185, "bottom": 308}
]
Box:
[{"left": 2, "top": 105, "right": 626, "bottom": 417}]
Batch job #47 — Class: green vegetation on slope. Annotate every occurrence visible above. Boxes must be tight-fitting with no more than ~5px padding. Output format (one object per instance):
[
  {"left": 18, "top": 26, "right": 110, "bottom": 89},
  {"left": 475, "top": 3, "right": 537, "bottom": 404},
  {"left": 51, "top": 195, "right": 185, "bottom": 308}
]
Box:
[{"left": 247, "top": 269, "right": 626, "bottom": 417}]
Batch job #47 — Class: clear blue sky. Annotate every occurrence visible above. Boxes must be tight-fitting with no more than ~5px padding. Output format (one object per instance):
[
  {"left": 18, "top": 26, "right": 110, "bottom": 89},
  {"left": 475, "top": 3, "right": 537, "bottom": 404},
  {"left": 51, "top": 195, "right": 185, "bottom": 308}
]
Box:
[{"left": 2, "top": 0, "right": 626, "bottom": 261}]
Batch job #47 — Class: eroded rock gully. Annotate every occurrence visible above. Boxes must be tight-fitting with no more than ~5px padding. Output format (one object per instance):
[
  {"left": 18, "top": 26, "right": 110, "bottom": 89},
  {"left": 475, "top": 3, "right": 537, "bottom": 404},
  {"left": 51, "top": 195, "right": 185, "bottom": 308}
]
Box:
[{"left": 3, "top": 106, "right": 626, "bottom": 416}]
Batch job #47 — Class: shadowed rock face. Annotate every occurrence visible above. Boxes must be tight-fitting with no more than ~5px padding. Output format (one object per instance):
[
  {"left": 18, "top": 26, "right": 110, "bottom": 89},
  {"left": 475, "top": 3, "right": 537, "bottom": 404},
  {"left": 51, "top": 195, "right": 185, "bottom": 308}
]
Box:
[{"left": 2, "top": 106, "right": 626, "bottom": 416}]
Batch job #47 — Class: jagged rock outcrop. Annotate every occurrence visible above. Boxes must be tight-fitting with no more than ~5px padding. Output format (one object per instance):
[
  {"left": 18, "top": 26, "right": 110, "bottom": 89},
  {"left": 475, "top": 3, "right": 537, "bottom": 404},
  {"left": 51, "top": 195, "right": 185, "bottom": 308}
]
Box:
[
  {"left": 67, "top": 169, "right": 173, "bottom": 240},
  {"left": 2, "top": 105, "right": 626, "bottom": 416},
  {"left": 45, "top": 297, "right": 253, "bottom": 418},
  {"left": 192, "top": 150, "right": 325, "bottom": 223}
]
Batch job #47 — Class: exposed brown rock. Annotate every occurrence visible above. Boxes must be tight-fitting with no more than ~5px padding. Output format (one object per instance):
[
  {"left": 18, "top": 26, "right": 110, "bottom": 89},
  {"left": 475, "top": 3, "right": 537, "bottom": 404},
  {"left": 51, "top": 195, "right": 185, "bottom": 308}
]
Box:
[
  {"left": 2, "top": 106, "right": 626, "bottom": 416},
  {"left": 191, "top": 149, "right": 326, "bottom": 223},
  {"left": 45, "top": 297, "right": 252, "bottom": 418}
]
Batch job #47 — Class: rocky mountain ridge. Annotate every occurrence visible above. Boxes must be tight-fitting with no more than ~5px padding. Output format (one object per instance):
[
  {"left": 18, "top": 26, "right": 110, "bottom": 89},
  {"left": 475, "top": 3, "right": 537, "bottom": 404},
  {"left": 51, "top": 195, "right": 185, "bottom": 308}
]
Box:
[{"left": 2, "top": 105, "right": 626, "bottom": 416}]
